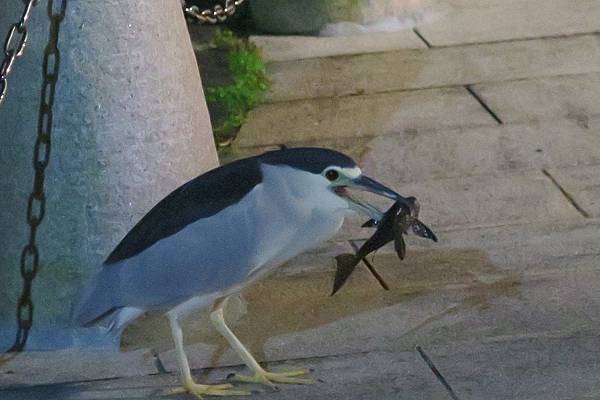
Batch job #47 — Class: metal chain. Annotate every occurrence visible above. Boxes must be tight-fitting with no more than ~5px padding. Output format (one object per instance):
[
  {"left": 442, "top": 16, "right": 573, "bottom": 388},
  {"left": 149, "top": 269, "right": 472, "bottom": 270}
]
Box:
[
  {"left": 185, "top": 0, "right": 246, "bottom": 24},
  {"left": 0, "top": 0, "right": 39, "bottom": 106},
  {"left": 5, "top": 0, "right": 67, "bottom": 355}
]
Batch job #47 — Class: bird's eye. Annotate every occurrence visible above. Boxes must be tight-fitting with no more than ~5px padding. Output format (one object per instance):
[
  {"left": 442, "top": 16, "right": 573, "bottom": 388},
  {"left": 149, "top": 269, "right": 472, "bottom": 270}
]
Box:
[{"left": 325, "top": 169, "right": 339, "bottom": 181}]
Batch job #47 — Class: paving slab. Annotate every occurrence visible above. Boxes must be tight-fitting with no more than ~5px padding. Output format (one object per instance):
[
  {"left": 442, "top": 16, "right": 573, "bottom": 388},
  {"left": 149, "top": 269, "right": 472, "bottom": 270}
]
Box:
[
  {"left": 341, "top": 169, "right": 583, "bottom": 239},
  {"left": 417, "top": 0, "right": 600, "bottom": 46},
  {"left": 360, "top": 117, "right": 600, "bottom": 184},
  {"left": 0, "top": 350, "right": 448, "bottom": 400},
  {"left": 224, "top": 116, "right": 600, "bottom": 175},
  {"left": 7, "top": 331, "right": 600, "bottom": 400},
  {"left": 473, "top": 72, "right": 600, "bottom": 125},
  {"left": 266, "top": 34, "right": 600, "bottom": 102},
  {"left": 422, "top": 331, "right": 600, "bottom": 400},
  {"left": 0, "top": 348, "right": 157, "bottom": 387},
  {"left": 229, "top": 117, "right": 600, "bottom": 244},
  {"left": 398, "top": 219, "right": 600, "bottom": 279},
  {"left": 226, "top": 154, "right": 587, "bottom": 240},
  {"left": 236, "top": 87, "right": 495, "bottom": 147},
  {"left": 7, "top": 332, "right": 600, "bottom": 400},
  {"left": 546, "top": 165, "right": 600, "bottom": 217},
  {"left": 229, "top": 115, "right": 597, "bottom": 238},
  {"left": 250, "top": 31, "right": 427, "bottom": 63}
]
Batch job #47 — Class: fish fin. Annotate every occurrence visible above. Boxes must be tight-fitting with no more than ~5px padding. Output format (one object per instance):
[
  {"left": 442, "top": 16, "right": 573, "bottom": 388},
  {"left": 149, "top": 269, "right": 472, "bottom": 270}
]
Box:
[
  {"left": 361, "top": 219, "right": 377, "bottom": 228},
  {"left": 394, "top": 234, "right": 406, "bottom": 260},
  {"left": 331, "top": 254, "right": 359, "bottom": 296},
  {"left": 392, "top": 210, "right": 408, "bottom": 260},
  {"left": 411, "top": 219, "right": 438, "bottom": 242}
]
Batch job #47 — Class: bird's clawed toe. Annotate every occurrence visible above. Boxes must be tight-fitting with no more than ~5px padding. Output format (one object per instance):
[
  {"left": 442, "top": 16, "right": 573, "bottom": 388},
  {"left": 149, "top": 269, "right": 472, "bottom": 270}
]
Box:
[
  {"left": 228, "top": 368, "right": 314, "bottom": 386},
  {"left": 167, "top": 381, "right": 250, "bottom": 398}
]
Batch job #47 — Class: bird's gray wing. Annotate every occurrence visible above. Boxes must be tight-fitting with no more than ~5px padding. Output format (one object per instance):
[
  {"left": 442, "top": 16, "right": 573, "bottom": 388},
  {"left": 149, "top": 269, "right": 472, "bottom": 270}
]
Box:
[{"left": 104, "top": 157, "right": 262, "bottom": 265}]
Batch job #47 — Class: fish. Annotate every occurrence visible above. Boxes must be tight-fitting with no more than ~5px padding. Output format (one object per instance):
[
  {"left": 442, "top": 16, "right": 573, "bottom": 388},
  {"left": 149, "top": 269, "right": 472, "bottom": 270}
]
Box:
[{"left": 331, "top": 200, "right": 437, "bottom": 296}]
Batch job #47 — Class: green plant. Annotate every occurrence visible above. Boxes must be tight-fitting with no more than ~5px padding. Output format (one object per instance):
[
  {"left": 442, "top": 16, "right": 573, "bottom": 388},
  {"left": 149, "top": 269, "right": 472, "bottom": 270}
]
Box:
[{"left": 205, "top": 29, "right": 269, "bottom": 137}]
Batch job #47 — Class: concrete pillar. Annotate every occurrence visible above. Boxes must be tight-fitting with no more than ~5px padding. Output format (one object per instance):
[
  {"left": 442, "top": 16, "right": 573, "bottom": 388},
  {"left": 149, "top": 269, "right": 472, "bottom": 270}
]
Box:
[{"left": 0, "top": 0, "right": 218, "bottom": 349}]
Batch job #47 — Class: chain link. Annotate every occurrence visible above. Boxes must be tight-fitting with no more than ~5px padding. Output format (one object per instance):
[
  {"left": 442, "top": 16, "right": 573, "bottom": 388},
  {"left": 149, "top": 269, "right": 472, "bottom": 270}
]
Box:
[
  {"left": 185, "top": 0, "right": 246, "bottom": 24},
  {"left": 0, "top": 0, "right": 39, "bottom": 106},
  {"left": 4, "top": 0, "right": 67, "bottom": 355}
]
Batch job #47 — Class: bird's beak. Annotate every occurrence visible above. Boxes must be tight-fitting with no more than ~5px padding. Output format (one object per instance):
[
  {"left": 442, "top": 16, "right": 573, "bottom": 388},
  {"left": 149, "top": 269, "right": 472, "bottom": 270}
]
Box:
[
  {"left": 349, "top": 175, "right": 416, "bottom": 212},
  {"left": 332, "top": 175, "right": 417, "bottom": 220}
]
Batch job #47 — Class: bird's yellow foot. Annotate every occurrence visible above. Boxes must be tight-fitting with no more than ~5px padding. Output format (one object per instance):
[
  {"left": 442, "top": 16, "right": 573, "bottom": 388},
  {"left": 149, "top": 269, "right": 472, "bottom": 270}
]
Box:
[
  {"left": 229, "top": 368, "right": 314, "bottom": 386},
  {"left": 167, "top": 381, "right": 250, "bottom": 398}
]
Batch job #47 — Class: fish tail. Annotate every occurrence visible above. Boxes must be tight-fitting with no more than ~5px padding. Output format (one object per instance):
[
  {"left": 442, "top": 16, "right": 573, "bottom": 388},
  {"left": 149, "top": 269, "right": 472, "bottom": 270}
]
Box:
[{"left": 331, "top": 254, "right": 359, "bottom": 296}]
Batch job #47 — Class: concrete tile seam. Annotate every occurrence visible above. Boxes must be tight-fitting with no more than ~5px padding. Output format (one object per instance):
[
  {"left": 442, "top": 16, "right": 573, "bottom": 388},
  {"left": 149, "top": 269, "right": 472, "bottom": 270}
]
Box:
[
  {"left": 456, "top": 326, "right": 600, "bottom": 348},
  {"left": 268, "top": 74, "right": 600, "bottom": 110},
  {"left": 415, "top": 218, "right": 600, "bottom": 235},
  {"left": 236, "top": 121, "right": 504, "bottom": 148},
  {"left": 469, "top": 70, "right": 600, "bottom": 88},
  {"left": 262, "top": 81, "right": 514, "bottom": 106},
  {"left": 232, "top": 121, "right": 600, "bottom": 160},
  {"left": 341, "top": 214, "right": 599, "bottom": 243},
  {"left": 0, "top": 375, "right": 123, "bottom": 391},
  {"left": 263, "top": 32, "right": 600, "bottom": 66},
  {"left": 415, "top": 30, "right": 600, "bottom": 51},
  {"left": 5, "top": 320, "right": 600, "bottom": 389},
  {"left": 541, "top": 169, "right": 591, "bottom": 218},
  {"left": 177, "top": 325, "right": 600, "bottom": 379},
  {"left": 400, "top": 166, "right": 600, "bottom": 188},
  {"left": 264, "top": 62, "right": 600, "bottom": 104},
  {"left": 416, "top": 346, "right": 461, "bottom": 400},
  {"left": 465, "top": 85, "right": 504, "bottom": 125},
  {"left": 412, "top": 28, "right": 433, "bottom": 48},
  {"left": 183, "top": 349, "right": 381, "bottom": 373}
]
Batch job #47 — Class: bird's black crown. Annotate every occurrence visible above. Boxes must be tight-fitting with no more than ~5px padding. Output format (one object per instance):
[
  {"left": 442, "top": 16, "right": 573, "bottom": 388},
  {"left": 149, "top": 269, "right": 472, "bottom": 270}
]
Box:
[{"left": 259, "top": 147, "right": 357, "bottom": 174}]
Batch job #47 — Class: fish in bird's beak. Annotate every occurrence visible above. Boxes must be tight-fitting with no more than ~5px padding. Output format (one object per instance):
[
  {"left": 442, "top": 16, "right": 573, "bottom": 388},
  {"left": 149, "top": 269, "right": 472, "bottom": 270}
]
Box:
[
  {"left": 330, "top": 181, "right": 438, "bottom": 296},
  {"left": 349, "top": 175, "right": 418, "bottom": 214},
  {"left": 333, "top": 175, "right": 418, "bottom": 220}
]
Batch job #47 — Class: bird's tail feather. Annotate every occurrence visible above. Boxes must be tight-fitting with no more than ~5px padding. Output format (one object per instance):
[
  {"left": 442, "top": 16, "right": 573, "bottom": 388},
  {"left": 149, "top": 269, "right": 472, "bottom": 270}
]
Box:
[
  {"left": 95, "top": 307, "right": 144, "bottom": 335},
  {"left": 72, "top": 267, "right": 129, "bottom": 331},
  {"left": 72, "top": 265, "right": 144, "bottom": 336}
]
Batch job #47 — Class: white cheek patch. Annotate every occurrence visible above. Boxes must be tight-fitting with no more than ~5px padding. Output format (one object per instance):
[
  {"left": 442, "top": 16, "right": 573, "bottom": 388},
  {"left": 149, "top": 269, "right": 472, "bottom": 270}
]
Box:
[{"left": 341, "top": 166, "right": 362, "bottom": 179}]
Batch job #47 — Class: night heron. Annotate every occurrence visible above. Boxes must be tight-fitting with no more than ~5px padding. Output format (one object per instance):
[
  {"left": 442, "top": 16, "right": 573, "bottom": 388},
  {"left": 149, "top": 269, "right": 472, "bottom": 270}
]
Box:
[{"left": 74, "top": 147, "right": 413, "bottom": 398}]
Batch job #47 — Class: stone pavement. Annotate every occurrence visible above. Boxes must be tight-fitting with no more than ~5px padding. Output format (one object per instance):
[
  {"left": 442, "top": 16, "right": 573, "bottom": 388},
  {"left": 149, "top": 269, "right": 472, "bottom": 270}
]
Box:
[{"left": 2, "top": 1, "right": 600, "bottom": 399}]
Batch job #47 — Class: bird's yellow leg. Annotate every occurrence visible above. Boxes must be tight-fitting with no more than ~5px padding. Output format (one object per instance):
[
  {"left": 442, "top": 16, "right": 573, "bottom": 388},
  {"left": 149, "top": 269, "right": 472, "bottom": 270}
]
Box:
[
  {"left": 166, "top": 315, "right": 250, "bottom": 398},
  {"left": 209, "top": 297, "right": 314, "bottom": 387}
]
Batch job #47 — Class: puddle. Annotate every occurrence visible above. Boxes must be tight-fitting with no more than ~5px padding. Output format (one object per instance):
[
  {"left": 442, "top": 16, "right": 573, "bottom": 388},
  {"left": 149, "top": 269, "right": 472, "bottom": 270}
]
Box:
[{"left": 121, "top": 248, "right": 522, "bottom": 364}]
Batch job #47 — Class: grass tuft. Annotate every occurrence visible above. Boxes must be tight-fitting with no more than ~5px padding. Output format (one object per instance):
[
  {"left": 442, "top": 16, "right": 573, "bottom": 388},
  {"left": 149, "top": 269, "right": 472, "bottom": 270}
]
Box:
[{"left": 205, "top": 29, "right": 270, "bottom": 140}]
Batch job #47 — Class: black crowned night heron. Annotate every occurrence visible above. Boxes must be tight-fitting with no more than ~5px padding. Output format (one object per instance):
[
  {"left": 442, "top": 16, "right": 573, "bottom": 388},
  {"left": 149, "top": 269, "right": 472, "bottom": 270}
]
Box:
[{"left": 74, "top": 147, "right": 414, "bottom": 398}]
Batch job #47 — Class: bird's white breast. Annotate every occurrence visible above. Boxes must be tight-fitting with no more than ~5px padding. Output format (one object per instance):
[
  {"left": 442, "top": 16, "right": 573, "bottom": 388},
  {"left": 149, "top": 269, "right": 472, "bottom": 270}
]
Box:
[{"left": 246, "top": 163, "right": 350, "bottom": 274}]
